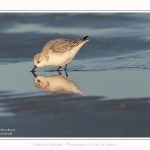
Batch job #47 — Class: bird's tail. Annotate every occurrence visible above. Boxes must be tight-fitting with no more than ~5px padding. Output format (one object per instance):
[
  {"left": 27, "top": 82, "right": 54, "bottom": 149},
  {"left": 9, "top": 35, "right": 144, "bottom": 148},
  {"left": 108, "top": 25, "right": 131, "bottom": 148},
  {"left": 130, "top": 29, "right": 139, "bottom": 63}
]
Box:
[{"left": 82, "top": 36, "right": 89, "bottom": 41}]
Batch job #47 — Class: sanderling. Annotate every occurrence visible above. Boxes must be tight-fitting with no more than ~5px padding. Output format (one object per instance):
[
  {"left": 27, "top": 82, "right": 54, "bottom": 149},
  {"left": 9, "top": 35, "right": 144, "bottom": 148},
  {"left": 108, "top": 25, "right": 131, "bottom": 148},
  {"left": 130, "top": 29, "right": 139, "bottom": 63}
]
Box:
[
  {"left": 31, "top": 36, "right": 89, "bottom": 72},
  {"left": 32, "top": 72, "right": 85, "bottom": 95}
]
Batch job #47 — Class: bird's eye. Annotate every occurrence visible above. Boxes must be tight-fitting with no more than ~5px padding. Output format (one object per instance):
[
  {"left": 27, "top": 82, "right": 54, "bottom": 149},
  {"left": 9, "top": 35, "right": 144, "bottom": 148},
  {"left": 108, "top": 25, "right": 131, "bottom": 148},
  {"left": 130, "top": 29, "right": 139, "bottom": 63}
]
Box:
[
  {"left": 37, "top": 80, "right": 40, "bottom": 82},
  {"left": 37, "top": 61, "right": 40, "bottom": 63}
]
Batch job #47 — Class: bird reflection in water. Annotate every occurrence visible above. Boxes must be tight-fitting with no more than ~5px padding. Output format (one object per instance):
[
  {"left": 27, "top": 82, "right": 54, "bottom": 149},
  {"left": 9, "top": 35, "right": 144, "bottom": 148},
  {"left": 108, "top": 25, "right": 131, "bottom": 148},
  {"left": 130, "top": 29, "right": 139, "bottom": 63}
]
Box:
[{"left": 32, "top": 72, "right": 85, "bottom": 96}]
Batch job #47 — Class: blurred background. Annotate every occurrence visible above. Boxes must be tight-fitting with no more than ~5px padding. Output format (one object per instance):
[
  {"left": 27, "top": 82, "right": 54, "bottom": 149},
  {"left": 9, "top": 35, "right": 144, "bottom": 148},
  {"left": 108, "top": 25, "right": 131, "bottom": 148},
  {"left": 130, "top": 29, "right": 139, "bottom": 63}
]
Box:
[{"left": 0, "top": 13, "right": 150, "bottom": 63}]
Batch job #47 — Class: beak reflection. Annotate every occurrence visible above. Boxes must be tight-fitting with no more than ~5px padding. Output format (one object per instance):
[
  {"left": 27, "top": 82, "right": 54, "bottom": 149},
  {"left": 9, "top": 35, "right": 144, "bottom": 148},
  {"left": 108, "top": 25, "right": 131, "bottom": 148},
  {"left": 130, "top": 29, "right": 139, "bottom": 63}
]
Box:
[{"left": 31, "top": 65, "right": 37, "bottom": 72}]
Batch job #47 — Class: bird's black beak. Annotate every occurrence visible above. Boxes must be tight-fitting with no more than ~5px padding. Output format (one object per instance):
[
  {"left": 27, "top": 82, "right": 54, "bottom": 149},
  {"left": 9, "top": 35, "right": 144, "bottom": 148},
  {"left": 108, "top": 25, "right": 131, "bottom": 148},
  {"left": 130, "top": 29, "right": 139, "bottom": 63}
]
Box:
[
  {"left": 31, "top": 71, "right": 37, "bottom": 78},
  {"left": 31, "top": 65, "right": 37, "bottom": 72}
]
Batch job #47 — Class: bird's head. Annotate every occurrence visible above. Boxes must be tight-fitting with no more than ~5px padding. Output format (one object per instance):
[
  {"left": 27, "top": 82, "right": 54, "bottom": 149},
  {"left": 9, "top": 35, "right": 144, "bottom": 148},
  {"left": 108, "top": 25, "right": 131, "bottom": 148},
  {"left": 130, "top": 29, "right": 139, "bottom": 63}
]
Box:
[{"left": 31, "top": 53, "right": 46, "bottom": 72}]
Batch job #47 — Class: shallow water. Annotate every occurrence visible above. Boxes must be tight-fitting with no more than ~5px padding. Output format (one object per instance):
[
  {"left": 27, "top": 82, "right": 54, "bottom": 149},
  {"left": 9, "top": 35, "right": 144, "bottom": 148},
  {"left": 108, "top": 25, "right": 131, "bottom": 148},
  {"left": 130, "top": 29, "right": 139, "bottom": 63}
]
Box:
[{"left": 0, "top": 60, "right": 150, "bottom": 99}]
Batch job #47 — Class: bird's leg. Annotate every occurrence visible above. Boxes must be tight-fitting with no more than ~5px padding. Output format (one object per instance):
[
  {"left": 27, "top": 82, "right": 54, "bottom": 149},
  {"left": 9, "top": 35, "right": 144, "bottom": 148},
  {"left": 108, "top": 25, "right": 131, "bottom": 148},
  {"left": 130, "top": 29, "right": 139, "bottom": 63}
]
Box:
[
  {"left": 57, "top": 70, "right": 62, "bottom": 75},
  {"left": 64, "top": 64, "right": 68, "bottom": 71},
  {"left": 65, "top": 69, "right": 68, "bottom": 77},
  {"left": 56, "top": 66, "right": 61, "bottom": 71}
]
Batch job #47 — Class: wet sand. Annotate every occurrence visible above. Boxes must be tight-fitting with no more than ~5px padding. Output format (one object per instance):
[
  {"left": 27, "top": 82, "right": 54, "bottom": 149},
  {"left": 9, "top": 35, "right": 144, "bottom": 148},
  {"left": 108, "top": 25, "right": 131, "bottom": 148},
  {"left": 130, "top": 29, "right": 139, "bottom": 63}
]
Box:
[{"left": 1, "top": 94, "right": 150, "bottom": 137}]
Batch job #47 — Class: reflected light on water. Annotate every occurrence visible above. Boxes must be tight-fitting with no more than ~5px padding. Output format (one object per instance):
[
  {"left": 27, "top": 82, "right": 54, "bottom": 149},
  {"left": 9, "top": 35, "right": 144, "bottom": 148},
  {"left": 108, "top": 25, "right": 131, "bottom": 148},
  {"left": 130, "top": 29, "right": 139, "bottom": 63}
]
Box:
[{"left": 3, "top": 23, "right": 126, "bottom": 37}]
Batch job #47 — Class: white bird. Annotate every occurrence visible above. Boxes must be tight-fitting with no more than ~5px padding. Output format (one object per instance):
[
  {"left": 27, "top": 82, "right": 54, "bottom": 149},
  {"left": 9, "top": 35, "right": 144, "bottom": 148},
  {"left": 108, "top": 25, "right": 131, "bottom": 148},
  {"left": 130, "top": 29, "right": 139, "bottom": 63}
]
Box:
[
  {"left": 32, "top": 72, "right": 85, "bottom": 96},
  {"left": 31, "top": 36, "right": 89, "bottom": 72}
]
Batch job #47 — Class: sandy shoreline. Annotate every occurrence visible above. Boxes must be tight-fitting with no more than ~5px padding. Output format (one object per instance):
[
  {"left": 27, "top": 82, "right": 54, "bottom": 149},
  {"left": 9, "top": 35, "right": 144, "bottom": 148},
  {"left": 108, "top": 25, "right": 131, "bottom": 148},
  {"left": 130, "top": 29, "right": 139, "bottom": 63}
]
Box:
[{"left": 0, "top": 94, "right": 150, "bottom": 137}]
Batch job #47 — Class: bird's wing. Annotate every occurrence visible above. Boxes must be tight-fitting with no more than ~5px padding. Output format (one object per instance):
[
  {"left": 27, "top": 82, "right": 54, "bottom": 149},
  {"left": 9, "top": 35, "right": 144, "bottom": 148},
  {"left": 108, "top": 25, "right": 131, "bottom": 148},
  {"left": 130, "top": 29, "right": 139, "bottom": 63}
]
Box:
[
  {"left": 50, "top": 39, "right": 83, "bottom": 53},
  {"left": 41, "top": 39, "right": 56, "bottom": 53},
  {"left": 41, "top": 38, "right": 86, "bottom": 54},
  {"left": 41, "top": 40, "right": 56, "bottom": 59}
]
